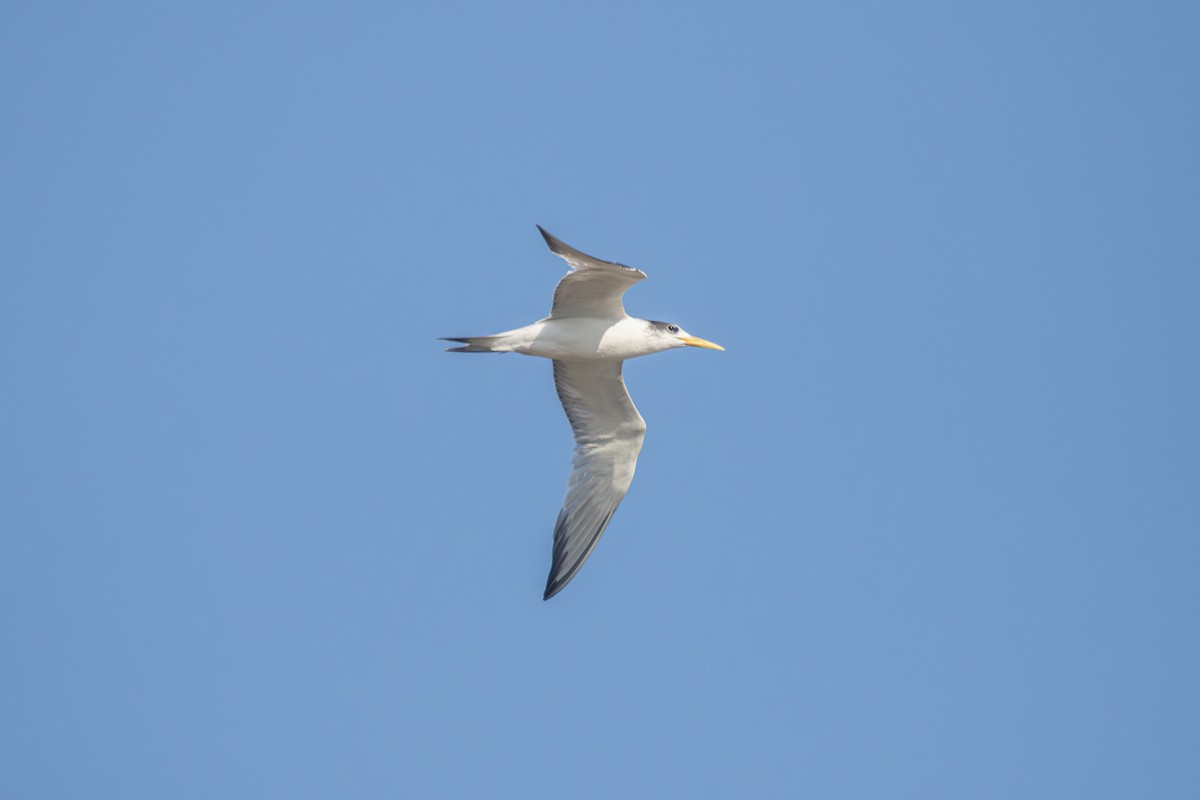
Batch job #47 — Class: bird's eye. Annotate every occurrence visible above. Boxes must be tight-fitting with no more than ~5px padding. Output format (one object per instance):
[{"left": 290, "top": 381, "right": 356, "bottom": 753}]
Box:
[{"left": 667, "top": 324, "right": 679, "bottom": 334}]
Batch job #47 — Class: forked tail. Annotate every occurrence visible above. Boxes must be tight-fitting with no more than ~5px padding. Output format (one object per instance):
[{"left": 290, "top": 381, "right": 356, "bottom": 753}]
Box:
[{"left": 440, "top": 336, "right": 504, "bottom": 353}]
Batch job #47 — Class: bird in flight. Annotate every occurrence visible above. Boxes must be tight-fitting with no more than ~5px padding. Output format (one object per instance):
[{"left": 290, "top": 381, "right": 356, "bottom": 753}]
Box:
[{"left": 443, "top": 227, "right": 723, "bottom": 600}]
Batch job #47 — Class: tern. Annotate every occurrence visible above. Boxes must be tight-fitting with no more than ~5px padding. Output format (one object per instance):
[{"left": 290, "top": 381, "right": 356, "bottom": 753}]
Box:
[{"left": 443, "top": 227, "right": 723, "bottom": 600}]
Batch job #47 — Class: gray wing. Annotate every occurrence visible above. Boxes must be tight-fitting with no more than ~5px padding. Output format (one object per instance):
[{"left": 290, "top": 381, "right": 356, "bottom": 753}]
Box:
[
  {"left": 538, "top": 226, "right": 647, "bottom": 320},
  {"left": 544, "top": 359, "right": 647, "bottom": 600}
]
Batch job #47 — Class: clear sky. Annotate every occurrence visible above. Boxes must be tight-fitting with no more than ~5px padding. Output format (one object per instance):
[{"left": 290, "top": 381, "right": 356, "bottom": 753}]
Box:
[{"left": 3, "top": 2, "right": 1198, "bottom": 798}]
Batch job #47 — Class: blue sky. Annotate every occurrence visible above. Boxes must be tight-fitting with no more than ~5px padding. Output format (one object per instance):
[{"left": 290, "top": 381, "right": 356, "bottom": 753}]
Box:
[{"left": 3, "top": 2, "right": 1198, "bottom": 797}]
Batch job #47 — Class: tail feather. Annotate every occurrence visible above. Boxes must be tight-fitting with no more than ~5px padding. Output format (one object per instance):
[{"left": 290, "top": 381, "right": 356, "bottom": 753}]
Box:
[{"left": 440, "top": 336, "right": 504, "bottom": 353}]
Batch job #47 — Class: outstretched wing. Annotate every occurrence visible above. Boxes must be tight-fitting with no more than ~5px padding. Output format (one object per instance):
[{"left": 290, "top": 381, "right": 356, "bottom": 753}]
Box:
[
  {"left": 538, "top": 226, "right": 646, "bottom": 320},
  {"left": 545, "top": 359, "right": 647, "bottom": 599}
]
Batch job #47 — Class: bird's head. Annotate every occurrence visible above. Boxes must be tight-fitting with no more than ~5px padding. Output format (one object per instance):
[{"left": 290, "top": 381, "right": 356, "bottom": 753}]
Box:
[{"left": 648, "top": 320, "right": 724, "bottom": 352}]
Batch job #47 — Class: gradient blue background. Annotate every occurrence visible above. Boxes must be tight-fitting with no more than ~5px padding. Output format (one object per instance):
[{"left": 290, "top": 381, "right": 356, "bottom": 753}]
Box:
[{"left": 3, "top": 2, "right": 1198, "bottom": 797}]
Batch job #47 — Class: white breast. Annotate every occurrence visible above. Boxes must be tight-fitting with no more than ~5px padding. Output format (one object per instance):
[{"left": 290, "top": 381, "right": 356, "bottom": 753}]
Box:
[{"left": 490, "top": 317, "right": 662, "bottom": 361}]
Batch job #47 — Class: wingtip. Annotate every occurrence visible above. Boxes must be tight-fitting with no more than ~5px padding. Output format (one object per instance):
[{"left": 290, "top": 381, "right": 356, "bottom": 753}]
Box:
[
  {"left": 543, "top": 569, "right": 563, "bottom": 600},
  {"left": 536, "top": 224, "right": 563, "bottom": 253}
]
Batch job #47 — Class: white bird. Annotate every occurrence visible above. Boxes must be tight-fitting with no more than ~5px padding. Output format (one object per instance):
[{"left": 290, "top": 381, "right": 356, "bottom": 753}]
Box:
[{"left": 443, "top": 227, "right": 723, "bottom": 600}]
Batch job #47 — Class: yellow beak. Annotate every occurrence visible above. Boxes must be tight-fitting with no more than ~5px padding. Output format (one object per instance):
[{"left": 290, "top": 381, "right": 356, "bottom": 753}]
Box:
[{"left": 680, "top": 335, "right": 725, "bottom": 351}]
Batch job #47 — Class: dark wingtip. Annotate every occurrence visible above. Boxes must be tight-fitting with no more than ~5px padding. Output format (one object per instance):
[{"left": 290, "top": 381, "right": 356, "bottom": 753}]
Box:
[{"left": 536, "top": 224, "right": 565, "bottom": 254}]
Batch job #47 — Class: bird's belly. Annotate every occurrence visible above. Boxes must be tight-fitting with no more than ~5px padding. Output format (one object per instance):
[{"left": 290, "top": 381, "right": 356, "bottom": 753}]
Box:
[{"left": 508, "top": 318, "right": 650, "bottom": 360}]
